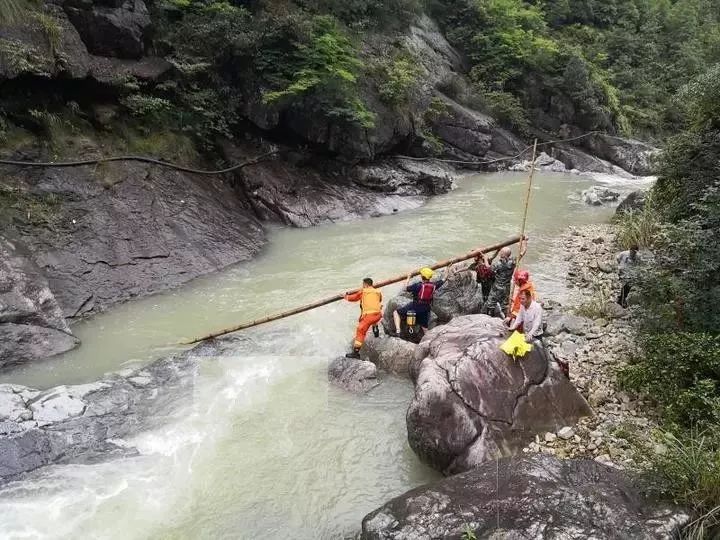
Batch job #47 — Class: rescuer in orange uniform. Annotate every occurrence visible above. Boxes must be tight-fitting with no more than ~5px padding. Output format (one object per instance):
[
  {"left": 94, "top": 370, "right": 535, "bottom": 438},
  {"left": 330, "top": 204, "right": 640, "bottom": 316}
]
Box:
[
  {"left": 344, "top": 278, "right": 383, "bottom": 359},
  {"left": 507, "top": 269, "right": 537, "bottom": 322}
]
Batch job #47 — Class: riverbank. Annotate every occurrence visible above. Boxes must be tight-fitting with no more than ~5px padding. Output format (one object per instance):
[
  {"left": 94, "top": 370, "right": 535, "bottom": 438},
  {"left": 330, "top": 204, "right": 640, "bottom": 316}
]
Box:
[{"left": 528, "top": 223, "right": 659, "bottom": 468}]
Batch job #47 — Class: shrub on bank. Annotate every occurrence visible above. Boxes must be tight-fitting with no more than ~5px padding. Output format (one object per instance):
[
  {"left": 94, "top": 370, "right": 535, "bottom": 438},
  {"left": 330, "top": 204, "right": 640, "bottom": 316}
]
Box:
[{"left": 619, "top": 333, "right": 720, "bottom": 429}]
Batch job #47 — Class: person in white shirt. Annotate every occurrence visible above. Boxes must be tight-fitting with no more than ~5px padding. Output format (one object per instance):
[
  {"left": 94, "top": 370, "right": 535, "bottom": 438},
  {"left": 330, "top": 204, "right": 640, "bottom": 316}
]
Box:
[{"left": 508, "top": 289, "right": 543, "bottom": 342}]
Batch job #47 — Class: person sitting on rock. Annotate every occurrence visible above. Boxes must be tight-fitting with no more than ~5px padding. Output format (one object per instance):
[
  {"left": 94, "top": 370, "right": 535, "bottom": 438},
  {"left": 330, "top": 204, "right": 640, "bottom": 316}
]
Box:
[
  {"left": 344, "top": 278, "right": 383, "bottom": 359},
  {"left": 616, "top": 244, "right": 639, "bottom": 308},
  {"left": 481, "top": 247, "right": 516, "bottom": 317},
  {"left": 507, "top": 269, "right": 538, "bottom": 324},
  {"left": 508, "top": 289, "right": 543, "bottom": 343},
  {"left": 393, "top": 266, "right": 449, "bottom": 338}
]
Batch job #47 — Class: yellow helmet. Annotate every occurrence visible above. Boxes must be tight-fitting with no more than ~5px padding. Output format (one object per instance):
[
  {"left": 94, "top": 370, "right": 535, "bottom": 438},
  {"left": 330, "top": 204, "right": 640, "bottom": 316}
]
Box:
[{"left": 420, "top": 267, "right": 434, "bottom": 279}]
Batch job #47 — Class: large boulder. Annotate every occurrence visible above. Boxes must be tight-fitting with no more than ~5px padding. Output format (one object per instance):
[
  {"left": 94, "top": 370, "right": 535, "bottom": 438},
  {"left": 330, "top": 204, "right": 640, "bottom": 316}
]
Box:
[
  {"left": 0, "top": 236, "right": 78, "bottom": 368},
  {"left": 431, "top": 270, "right": 485, "bottom": 323},
  {"left": 361, "top": 334, "right": 416, "bottom": 376},
  {"left": 583, "top": 134, "right": 658, "bottom": 176},
  {"left": 361, "top": 454, "right": 689, "bottom": 540},
  {"left": 328, "top": 356, "right": 380, "bottom": 394},
  {"left": 408, "top": 315, "right": 592, "bottom": 475},
  {"left": 582, "top": 186, "right": 620, "bottom": 206},
  {"left": 64, "top": 0, "right": 151, "bottom": 59},
  {"left": 551, "top": 145, "right": 618, "bottom": 174}
]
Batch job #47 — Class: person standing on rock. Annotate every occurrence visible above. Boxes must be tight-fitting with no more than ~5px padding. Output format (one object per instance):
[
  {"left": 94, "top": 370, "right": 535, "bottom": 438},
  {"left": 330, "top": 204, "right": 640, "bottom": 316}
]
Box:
[
  {"left": 474, "top": 251, "right": 497, "bottom": 301},
  {"left": 616, "top": 244, "right": 639, "bottom": 308},
  {"left": 392, "top": 266, "right": 448, "bottom": 337},
  {"left": 508, "top": 289, "right": 543, "bottom": 342},
  {"left": 482, "top": 247, "right": 516, "bottom": 317},
  {"left": 344, "top": 278, "right": 383, "bottom": 359}
]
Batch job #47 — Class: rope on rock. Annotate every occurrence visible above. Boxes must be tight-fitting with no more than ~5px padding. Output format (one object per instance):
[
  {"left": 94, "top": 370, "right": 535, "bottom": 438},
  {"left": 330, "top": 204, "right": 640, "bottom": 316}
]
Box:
[
  {"left": 0, "top": 150, "right": 279, "bottom": 175},
  {"left": 182, "top": 235, "right": 524, "bottom": 345}
]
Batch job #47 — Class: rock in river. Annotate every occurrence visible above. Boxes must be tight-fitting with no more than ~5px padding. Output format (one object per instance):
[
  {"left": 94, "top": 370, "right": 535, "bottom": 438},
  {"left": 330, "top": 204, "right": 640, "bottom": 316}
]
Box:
[
  {"left": 407, "top": 315, "right": 591, "bottom": 475},
  {"left": 431, "top": 269, "right": 485, "bottom": 323},
  {"left": 328, "top": 356, "right": 380, "bottom": 394},
  {"left": 361, "top": 334, "right": 416, "bottom": 377},
  {"left": 361, "top": 454, "right": 689, "bottom": 540}
]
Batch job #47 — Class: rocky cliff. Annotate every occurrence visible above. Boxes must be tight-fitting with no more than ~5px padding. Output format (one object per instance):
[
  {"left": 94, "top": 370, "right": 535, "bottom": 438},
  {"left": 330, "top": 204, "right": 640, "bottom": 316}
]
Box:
[{"left": 0, "top": 2, "right": 656, "bottom": 367}]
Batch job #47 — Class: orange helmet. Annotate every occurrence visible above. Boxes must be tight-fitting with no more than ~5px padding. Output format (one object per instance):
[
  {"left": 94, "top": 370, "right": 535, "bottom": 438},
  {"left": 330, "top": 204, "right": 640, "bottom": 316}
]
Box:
[{"left": 514, "top": 270, "right": 530, "bottom": 285}]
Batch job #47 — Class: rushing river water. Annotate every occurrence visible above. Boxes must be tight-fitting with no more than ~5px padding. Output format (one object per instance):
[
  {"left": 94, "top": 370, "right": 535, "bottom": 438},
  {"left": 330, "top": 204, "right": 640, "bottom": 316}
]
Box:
[{"left": 0, "top": 171, "right": 651, "bottom": 539}]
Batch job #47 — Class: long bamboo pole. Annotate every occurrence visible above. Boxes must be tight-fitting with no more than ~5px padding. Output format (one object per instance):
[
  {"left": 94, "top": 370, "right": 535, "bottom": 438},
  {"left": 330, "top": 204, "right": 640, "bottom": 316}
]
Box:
[
  {"left": 508, "top": 139, "right": 538, "bottom": 313},
  {"left": 183, "top": 235, "right": 524, "bottom": 345}
]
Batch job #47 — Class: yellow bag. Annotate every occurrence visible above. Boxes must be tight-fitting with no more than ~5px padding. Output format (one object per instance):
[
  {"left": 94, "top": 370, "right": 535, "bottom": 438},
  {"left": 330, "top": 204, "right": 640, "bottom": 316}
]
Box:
[{"left": 500, "top": 331, "right": 533, "bottom": 359}]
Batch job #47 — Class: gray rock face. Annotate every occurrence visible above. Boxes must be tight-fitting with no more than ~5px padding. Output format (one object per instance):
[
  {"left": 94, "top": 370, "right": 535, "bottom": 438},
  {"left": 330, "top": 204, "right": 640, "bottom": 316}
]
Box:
[
  {"left": 0, "top": 237, "right": 78, "bottom": 368},
  {"left": 361, "top": 334, "right": 416, "bottom": 376},
  {"left": 510, "top": 151, "right": 568, "bottom": 173},
  {"left": 408, "top": 315, "right": 592, "bottom": 474},
  {"left": 328, "top": 356, "right": 380, "bottom": 394},
  {"left": 616, "top": 190, "right": 648, "bottom": 215},
  {"left": 551, "top": 145, "right": 617, "bottom": 174},
  {"left": 361, "top": 454, "right": 689, "bottom": 540},
  {"left": 4, "top": 160, "right": 266, "bottom": 319},
  {"left": 583, "top": 134, "right": 658, "bottom": 176},
  {"left": 65, "top": 0, "right": 151, "bottom": 59},
  {"left": 431, "top": 270, "right": 484, "bottom": 323},
  {"left": 582, "top": 186, "right": 621, "bottom": 206},
  {"left": 224, "top": 144, "right": 456, "bottom": 228},
  {"left": 0, "top": 346, "right": 204, "bottom": 482}
]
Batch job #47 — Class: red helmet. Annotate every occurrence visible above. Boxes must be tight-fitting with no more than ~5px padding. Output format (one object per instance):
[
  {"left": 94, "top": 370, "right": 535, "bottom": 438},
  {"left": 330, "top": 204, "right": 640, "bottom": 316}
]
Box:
[{"left": 514, "top": 270, "right": 530, "bottom": 284}]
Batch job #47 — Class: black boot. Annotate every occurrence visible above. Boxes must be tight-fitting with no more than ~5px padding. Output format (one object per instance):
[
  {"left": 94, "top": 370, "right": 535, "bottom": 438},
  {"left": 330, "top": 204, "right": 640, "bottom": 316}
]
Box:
[{"left": 345, "top": 349, "right": 361, "bottom": 359}]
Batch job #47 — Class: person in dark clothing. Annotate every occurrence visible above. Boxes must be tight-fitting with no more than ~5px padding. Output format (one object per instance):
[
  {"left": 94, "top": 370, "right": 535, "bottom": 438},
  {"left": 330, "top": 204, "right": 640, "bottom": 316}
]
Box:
[
  {"left": 481, "top": 247, "right": 516, "bottom": 316},
  {"left": 393, "top": 266, "right": 451, "bottom": 335},
  {"left": 616, "top": 244, "right": 639, "bottom": 308},
  {"left": 474, "top": 251, "right": 496, "bottom": 301}
]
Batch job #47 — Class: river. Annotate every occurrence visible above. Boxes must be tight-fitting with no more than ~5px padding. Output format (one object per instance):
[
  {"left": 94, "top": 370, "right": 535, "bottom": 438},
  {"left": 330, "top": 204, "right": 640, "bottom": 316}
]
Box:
[{"left": 0, "top": 171, "right": 651, "bottom": 539}]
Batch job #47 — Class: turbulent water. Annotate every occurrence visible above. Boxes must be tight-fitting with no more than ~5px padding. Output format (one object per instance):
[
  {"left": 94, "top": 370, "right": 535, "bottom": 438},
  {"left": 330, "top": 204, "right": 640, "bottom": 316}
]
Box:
[{"left": 0, "top": 171, "right": 651, "bottom": 539}]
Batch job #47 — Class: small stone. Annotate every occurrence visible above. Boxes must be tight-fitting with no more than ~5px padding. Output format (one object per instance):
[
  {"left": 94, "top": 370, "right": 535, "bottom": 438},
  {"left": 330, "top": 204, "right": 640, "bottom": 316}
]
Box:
[
  {"left": 544, "top": 432, "right": 557, "bottom": 443},
  {"left": 558, "top": 427, "right": 575, "bottom": 440}
]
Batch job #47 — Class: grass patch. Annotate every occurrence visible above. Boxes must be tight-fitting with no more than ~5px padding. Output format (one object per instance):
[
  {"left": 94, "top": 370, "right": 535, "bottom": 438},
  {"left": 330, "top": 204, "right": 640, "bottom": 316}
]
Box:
[
  {"left": 574, "top": 283, "right": 615, "bottom": 319},
  {"left": 638, "top": 429, "right": 720, "bottom": 539},
  {"left": 0, "top": 184, "right": 63, "bottom": 228},
  {"left": 614, "top": 197, "right": 660, "bottom": 250}
]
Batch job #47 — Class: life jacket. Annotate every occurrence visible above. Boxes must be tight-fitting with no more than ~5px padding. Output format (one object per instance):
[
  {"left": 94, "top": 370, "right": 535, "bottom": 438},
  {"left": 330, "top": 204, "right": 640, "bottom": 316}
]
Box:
[
  {"left": 417, "top": 281, "right": 436, "bottom": 303},
  {"left": 511, "top": 282, "right": 537, "bottom": 316},
  {"left": 360, "top": 287, "right": 382, "bottom": 315}
]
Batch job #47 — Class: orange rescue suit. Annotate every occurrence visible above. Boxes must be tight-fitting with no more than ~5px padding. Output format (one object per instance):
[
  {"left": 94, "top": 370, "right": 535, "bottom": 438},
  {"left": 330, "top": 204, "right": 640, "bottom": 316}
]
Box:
[
  {"left": 345, "top": 286, "right": 383, "bottom": 349},
  {"left": 511, "top": 281, "right": 537, "bottom": 317}
]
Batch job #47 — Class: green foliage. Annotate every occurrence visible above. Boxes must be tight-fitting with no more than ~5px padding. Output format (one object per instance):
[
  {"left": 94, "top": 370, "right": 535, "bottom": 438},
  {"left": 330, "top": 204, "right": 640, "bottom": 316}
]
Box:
[
  {"left": 31, "top": 11, "right": 62, "bottom": 53},
  {"left": 0, "top": 0, "right": 31, "bottom": 23},
  {"left": 430, "top": 0, "right": 720, "bottom": 137},
  {"left": 619, "top": 333, "right": 720, "bottom": 428},
  {"left": 307, "top": 0, "right": 423, "bottom": 29},
  {"left": 640, "top": 429, "right": 720, "bottom": 539},
  {"left": 376, "top": 53, "right": 421, "bottom": 106},
  {"left": 0, "top": 37, "right": 49, "bottom": 76},
  {"left": 461, "top": 524, "right": 478, "bottom": 540},
  {"left": 263, "top": 15, "right": 375, "bottom": 128},
  {"left": 472, "top": 82, "right": 530, "bottom": 133},
  {"left": 120, "top": 94, "right": 172, "bottom": 120},
  {"left": 614, "top": 201, "right": 660, "bottom": 250}
]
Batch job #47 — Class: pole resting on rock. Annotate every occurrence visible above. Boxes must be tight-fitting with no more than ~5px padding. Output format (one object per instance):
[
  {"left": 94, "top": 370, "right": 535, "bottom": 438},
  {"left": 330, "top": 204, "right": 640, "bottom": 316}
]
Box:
[{"left": 182, "top": 235, "right": 525, "bottom": 345}]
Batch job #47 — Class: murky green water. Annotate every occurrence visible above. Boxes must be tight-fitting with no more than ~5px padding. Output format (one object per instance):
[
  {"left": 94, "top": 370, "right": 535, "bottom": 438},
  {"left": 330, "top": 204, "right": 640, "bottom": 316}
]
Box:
[{"left": 0, "top": 171, "right": 651, "bottom": 539}]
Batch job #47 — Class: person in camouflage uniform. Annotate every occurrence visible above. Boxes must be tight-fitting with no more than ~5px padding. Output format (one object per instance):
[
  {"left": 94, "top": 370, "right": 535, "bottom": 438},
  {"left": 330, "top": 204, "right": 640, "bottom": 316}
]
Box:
[{"left": 482, "top": 247, "right": 516, "bottom": 316}]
